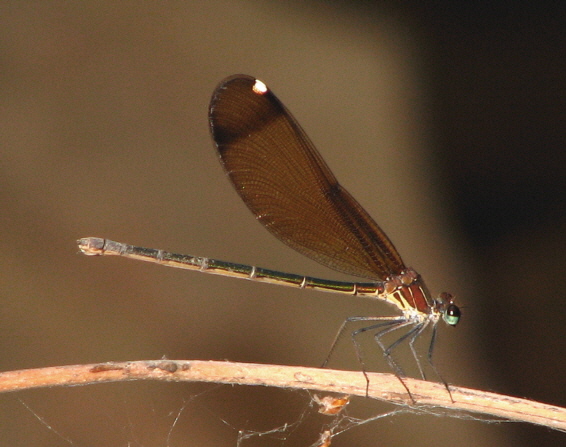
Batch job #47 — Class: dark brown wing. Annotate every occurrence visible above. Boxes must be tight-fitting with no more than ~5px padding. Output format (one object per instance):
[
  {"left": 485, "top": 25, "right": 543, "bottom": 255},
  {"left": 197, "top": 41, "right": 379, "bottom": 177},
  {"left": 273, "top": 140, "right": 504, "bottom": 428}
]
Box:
[{"left": 208, "top": 75, "right": 405, "bottom": 280}]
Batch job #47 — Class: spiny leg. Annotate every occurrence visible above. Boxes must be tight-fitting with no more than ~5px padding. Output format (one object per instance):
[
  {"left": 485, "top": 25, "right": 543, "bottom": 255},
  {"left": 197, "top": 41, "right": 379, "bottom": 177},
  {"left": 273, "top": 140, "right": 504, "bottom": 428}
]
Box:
[
  {"left": 322, "top": 316, "right": 406, "bottom": 396},
  {"left": 321, "top": 316, "right": 403, "bottom": 368},
  {"left": 351, "top": 318, "right": 410, "bottom": 396},
  {"left": 424, "top": 324, "right": 454, "bottom": 402},
  {"left": 373, "top": 321, "right": 424, "bottom": 402},
  {"left": 407, "top": 321, "right": 430, "bottom": 381}
]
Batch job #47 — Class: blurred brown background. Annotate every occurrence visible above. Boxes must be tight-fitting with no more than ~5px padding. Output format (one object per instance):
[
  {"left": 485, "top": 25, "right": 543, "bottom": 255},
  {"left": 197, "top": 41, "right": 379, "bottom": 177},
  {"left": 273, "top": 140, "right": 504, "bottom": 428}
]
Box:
[{"left": 1, "top": 1, "right": 564, "bottom": 446}]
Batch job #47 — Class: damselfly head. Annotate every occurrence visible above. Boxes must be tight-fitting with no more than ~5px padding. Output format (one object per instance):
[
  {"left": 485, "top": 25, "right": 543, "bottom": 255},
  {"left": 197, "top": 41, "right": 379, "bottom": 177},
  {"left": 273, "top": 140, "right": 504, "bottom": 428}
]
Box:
[{"left": 437, "top": 292, "right": 461, "bottom": 326}]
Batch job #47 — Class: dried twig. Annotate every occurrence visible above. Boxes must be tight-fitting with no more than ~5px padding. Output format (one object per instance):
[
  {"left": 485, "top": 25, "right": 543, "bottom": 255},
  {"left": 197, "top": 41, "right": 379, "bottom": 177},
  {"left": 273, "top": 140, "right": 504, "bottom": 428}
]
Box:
[{"left": 1, "top": 360, "right": 564, "bottom": 431}]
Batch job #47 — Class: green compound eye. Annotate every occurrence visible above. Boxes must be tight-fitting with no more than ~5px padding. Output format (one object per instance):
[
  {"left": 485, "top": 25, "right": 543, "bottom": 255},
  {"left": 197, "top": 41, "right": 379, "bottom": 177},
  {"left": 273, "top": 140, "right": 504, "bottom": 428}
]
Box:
[{"left": 443, "top": 303, "right": 461, "bottom": 326}]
